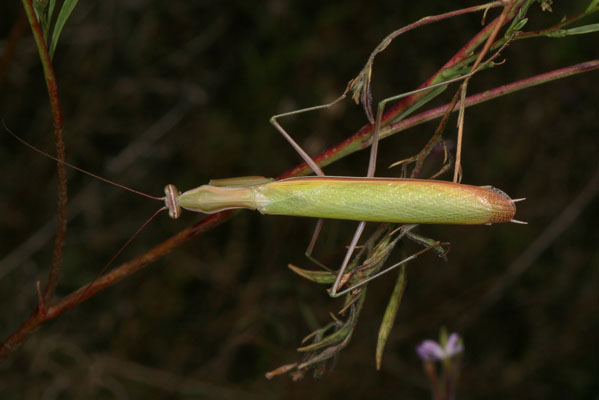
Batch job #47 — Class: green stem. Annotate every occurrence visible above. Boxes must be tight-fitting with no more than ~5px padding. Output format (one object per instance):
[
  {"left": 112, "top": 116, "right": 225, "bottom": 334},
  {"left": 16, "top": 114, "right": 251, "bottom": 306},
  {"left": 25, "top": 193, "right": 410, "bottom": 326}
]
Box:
[{"left": 20, "top": 0, "right": 67, "bottom": 308}]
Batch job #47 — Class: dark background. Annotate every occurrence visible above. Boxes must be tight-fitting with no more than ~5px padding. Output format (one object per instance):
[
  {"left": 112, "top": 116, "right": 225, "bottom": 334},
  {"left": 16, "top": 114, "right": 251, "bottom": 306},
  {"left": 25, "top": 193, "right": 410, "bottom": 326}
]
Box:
[{"left": 0, "top": 1, "right": 597, "bottom": 398}]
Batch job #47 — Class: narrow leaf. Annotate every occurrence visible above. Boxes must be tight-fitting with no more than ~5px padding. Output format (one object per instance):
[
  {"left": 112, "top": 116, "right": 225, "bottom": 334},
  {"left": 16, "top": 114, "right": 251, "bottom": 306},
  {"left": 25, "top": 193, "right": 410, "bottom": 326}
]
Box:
[
  {"left": 297, "top": 312, "right": 354, "bottom": 352},
  {"left": 390, "top": 85, "right": 447, "bottom": 125},
  {"left": 33, "top": 0, "right": 49, "bottom": 40},
  {"left": 405, "top": 232, "right": 449, "bottom": 258},
  {"left": 288, "top": 264, "right": 336, "bottom": 284},
  {"left": 375, "top": 264, "right": 407, "bottom": 370},
  {"left": 563, "top": 23, "right": 599, "bottom": 35},
  {"left": 49, "top": 0, "right": 79, "bottom": 58},
  {"left": 48, "top": 0, "right": 57, "bottom": 24}
]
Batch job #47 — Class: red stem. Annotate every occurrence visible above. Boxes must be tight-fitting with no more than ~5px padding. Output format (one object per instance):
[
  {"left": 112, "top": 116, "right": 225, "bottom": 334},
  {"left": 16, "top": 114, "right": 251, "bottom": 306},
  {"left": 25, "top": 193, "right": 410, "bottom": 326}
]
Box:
[{"left": 20, "top": 1, "right": 68, "bottom": 308}]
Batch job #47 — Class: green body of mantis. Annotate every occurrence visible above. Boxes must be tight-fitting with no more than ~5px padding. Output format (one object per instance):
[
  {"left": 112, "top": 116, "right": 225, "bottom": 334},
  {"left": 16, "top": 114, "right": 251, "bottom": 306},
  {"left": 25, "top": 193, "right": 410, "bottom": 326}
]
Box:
[{"left": 165, "top": 176, "right": 518, "bottom": 225}]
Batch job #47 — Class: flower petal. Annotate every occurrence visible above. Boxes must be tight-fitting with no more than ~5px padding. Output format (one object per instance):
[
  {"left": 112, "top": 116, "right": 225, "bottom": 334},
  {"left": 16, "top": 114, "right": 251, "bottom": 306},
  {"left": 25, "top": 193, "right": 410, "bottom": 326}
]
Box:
[
  {"left": 416, "top": 340, "right": 445, "bottom": 361},
  {"left": 445, "top": 333, "right": 464, "bottom": 357}
]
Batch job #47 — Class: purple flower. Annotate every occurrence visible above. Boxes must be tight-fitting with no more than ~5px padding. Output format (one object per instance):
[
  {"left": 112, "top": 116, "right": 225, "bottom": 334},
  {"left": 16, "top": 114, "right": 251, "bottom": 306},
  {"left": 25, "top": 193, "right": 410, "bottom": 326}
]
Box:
[{"left": 416, "top": 333, "right": 464, "bottom": 362}]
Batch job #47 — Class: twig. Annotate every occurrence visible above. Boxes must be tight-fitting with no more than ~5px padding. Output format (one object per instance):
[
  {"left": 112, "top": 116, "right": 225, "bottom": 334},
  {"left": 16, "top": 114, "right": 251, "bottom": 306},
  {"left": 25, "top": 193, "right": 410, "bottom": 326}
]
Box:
[
  {"left": 20, "top": 1, "right": 67, "bottom": 306},
  {"left": 454, "top": 0, "right": 520, "bottom": 182}
]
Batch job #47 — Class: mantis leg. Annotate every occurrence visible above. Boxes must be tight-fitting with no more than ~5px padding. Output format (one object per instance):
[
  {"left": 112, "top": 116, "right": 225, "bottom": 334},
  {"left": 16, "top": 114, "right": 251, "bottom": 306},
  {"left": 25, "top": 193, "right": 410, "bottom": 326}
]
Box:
[
  {"left": 328, "top": 87, "right": 386, "bottom": 296},
  {"left": 269, "top": 93, "right": 349, "bottom": 178},
  {"left": 330, "top": 237, "right": 443, "bottom": 297},
  {"left": 270, "top": 92, "right": 352, "bottom": 262}
]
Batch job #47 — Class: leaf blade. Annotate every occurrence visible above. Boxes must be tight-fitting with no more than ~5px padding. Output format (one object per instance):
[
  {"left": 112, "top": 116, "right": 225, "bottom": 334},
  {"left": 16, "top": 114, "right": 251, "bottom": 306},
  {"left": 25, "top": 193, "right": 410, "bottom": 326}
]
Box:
[{"left": 49, "top": 0, "right": 79, "bottom": 58}]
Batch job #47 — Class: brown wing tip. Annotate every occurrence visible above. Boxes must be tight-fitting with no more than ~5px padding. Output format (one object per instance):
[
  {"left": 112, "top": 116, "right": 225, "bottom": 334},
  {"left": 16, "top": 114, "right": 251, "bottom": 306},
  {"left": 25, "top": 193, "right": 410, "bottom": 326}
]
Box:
[{"left": 485, "top": 187, "right": 522, "bottom": 224}]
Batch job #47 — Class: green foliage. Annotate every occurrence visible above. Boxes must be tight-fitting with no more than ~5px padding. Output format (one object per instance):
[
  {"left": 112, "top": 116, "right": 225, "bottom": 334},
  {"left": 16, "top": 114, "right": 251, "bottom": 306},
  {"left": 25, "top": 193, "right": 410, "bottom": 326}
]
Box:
[
  {"left": 49, "top": 0, "right": 79, "bottom": 58},
  {"left": 32, "top": 0, "right": 79, "bottom": 58}
]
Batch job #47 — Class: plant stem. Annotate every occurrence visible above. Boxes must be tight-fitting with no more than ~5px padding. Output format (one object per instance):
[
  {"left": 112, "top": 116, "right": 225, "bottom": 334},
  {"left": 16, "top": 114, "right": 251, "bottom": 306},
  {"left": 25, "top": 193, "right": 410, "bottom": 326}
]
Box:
[{"left": 20, "top": 1, "right": 68, "bottom": 307}]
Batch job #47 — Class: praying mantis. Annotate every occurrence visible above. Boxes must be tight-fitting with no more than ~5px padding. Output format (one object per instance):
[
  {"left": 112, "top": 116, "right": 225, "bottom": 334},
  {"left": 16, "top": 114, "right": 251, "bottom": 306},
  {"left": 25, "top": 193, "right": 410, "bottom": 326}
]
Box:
[
  {"left": 7, "top": 73, "right": 524, "bottom": 300},
  {"left": 5, "top": 56, "right": 525, "bottom": 301},
  {"left": 157, "top": 65, "right": 525, "bottom": 297},
  {"left": 3, "top": 0, "right": 529, "bottom": 317},
  {"left": 4, "top": 0, "right": 599, "bottom": 388},
  {"left": 159, "top": 31, "right": 526, "bottom": 298}
]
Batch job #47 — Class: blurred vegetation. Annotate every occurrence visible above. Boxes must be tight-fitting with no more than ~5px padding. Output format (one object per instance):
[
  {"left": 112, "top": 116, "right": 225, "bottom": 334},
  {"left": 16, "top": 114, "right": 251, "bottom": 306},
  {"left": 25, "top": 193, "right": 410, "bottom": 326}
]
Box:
[{"left": 0, "top": 0, "right": 597, "bottom": 398}]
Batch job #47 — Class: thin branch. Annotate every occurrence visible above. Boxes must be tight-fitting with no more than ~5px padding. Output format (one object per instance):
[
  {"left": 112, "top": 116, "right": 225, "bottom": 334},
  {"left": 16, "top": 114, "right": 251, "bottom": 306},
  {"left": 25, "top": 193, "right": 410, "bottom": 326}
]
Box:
[
  {"left": 383, "top": 60, "right": 599, "bottom": 141},
  {"left": 517, "top": 7, "right": 599, "bottom": 39},
  {"left": 21, "top": 0, "right": 68, "bottom": 308},
  {"left": 454, "top": 0, "right": 519, "bottom": 182}
]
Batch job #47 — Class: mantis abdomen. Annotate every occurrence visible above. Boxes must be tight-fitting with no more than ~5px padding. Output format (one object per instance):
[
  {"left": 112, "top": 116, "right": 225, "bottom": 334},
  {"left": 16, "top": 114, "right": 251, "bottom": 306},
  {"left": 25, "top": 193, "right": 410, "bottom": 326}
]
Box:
[{"left": 173, "top": 176, "right": 517, "bottom": 225}]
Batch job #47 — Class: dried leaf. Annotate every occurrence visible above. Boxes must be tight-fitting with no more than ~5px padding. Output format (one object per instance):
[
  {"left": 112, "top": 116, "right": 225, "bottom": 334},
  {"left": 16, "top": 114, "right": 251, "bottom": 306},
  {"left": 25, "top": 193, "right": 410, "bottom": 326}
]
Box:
[{"left": 265, "top": 362, "right": 298, "bottom": 379}]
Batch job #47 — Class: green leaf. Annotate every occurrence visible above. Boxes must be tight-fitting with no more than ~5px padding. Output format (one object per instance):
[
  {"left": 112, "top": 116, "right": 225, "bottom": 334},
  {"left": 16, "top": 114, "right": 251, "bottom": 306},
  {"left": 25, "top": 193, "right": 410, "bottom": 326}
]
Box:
[
  {"left": 49, "top": 0, "right": 79, "bottom": 58},
  {"left": 298, "top": 292, "right": 363, "bottom": 353},
  {"left": 33, "top": 0, "right": 50, "bottom": 40},
  {"left": 390, "top": 85, "right": 446, "bottom": 125},
  {"left": 507, "top": 18, "right": 528, "bottom": 37},
  {"left": 48, "top": 0, "right": 57, "bottom": 26},
  {"left": 406, "top": 231, "right": 449, "bottom": 258},
  {"left": 288, "top": 264, "right": 336, "bottom": 284},
  {"left": 563, "top": 23, "right": 599, "bottom": 35},
  {"left": 586, "top": 0, "right": 599, "bottom": 13},
  {"left": 375, "top": 265, "right": 407, "bottom": 370}
]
